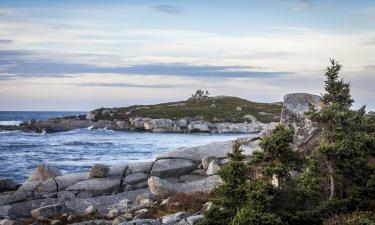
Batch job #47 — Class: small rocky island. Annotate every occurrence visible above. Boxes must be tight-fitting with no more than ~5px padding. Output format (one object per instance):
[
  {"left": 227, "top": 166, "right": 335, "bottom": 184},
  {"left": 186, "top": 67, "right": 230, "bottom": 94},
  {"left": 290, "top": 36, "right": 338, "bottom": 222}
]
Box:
[
  {"left": 0, "top": 91, "right": 282, "bottom": 134},
  {"left": 0, "top": 93, "right": 320, "bottom": 225}
]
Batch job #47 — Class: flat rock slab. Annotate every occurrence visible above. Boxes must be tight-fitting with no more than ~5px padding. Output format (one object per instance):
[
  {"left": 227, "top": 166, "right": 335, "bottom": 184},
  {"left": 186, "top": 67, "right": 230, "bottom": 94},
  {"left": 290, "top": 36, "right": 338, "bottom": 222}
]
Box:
[
  {"left": 150, "top": 159, "right": 195, "bottom": 178},
  {"left": 0, "top": 191, "right": 32, "bottom": 206},
  {"left": 0, "top": 198, "right": 60, "bottom": 218},
  {"left": 148, "top": 176, "right": 221, "bottom": 197},
  {"left": 66, "top": 176, "right": 121, "bottom": 196},
  {"left": 65, "top": 188, "right": 150, "bottom": 215},
  {"left": 69, "top": 220, "right": 113, "bottom": 225},
  {"left": 108, "top": 164, "right": 128, "bottom": 176},
  {"left": 118, "top": 219, "right": 160, "bottom": 225},
  {"left": 127, "top": 162, "right": 154, "bottom": 174},
  {"left": 55, "top": 172, "right": 90, "bottom": 191},
  {"left": 157, "top": 140, "right": 259, "bottom": 162},
  {"left": 123, "top": 173, "right": 149, "bottom": 185}
]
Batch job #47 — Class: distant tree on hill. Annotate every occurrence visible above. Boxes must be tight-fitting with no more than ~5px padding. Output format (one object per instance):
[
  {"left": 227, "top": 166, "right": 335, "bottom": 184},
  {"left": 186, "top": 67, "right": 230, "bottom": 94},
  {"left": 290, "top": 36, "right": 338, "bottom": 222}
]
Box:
[{"left": 189, "top": 89, "right": 210, "bottom": 100}]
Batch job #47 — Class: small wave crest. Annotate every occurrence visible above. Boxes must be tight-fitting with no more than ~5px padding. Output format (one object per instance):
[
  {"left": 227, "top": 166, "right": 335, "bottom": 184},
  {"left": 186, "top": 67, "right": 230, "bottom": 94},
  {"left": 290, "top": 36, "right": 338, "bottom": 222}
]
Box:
[{"left": 0, "top": 120, "right": 23, "bottom": 126}]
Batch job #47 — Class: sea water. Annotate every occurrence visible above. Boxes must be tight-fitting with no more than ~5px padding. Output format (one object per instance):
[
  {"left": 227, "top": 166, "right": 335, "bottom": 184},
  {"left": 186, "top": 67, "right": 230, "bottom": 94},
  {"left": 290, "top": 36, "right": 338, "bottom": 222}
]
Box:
[{"left": 0, "top": 111, "right": 249, "bottom": 183}]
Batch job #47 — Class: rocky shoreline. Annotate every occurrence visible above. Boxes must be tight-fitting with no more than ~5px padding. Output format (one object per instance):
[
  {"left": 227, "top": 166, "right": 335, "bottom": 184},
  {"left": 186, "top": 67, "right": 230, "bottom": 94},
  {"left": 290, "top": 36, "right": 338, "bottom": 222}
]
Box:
[
  {"left": 0, "top": 93, "right": 321, "bottom": 225},
  {"left": 0, "top": 116, "right": 270, "bottom": 134}
]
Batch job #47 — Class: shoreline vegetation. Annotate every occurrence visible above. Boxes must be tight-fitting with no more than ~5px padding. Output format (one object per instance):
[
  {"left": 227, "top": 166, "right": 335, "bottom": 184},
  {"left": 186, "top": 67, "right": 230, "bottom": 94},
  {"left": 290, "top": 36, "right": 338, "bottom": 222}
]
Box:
[{"left": 0, "top": 61, "right": 374, "bottom": 225}]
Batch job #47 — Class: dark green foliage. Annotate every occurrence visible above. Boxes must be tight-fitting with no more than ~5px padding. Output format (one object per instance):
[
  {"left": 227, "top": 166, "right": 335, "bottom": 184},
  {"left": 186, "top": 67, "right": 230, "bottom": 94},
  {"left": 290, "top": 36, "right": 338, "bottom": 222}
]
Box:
[
  {"left": 200, "top": 140, "right": 249, "bottom": 225},
  {"left": 305, "top": 59, "right": 375, "bottom": 205},
  {"left": 232, "top": 207, "right": 283, "bottom": 225},
  {"left": 251, "top": 124, "right": 303, "bottom": 186},
  {"left": 91, "top": 96, "right": 282, "bottom": 123},
  {"left": 200, "top": 60, "right": 375, "bottom": 225}
]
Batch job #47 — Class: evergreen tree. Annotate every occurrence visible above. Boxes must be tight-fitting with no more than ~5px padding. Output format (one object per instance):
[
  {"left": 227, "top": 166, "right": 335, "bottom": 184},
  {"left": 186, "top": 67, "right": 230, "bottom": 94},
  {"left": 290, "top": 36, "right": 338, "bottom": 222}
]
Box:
[
  {"left": 251, "top": 124, "right": 302, "bottom": 187},
  {"left": 304, "top": 59, "right": 375, "bottom": 209},
  {"left": 232, "top": 124, "right": 300, "bottom": 225},
  {"left": 201, "top": 140, "right": 248, "bottom": 225}
]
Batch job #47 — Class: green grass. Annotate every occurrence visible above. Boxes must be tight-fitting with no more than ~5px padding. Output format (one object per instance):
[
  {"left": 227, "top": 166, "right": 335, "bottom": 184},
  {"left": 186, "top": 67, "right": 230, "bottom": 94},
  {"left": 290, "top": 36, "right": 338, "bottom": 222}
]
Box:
[{"left": 92, "top": 96, "right": 282, "bottom": 123}]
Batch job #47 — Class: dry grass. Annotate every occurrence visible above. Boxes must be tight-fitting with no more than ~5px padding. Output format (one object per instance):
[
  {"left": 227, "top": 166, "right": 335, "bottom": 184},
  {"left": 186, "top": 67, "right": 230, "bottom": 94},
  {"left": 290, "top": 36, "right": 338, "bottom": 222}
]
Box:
[
  {"left": 150, "top": 191, "right": 212, "bottom": 218},
  {"left": 323, "top": 211, "right": 375, "bottom": 225}
]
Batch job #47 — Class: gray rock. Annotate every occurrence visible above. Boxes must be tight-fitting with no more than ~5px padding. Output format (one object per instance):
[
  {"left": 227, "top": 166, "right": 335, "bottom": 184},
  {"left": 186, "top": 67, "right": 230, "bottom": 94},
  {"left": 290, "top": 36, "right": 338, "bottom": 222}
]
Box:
[
  {"left": 113, "top": 213, "right": 133, "bottom": 225},
  {"left": 69, "top": 220, "right": 112, "bottom": 225},
  {"left": 186, "top": 215, "right": 204, "bottom": 225},
  {"left": 123, "top": 173, "right": 149, "bottom": 185},
  {"left": 107, "top": 208, "right": 119, "bottom": 219},
  {"left": 128, "top": 162, "right": 154, "bottom": 174},
  {"left": 118, "top": 219, "right": 160, "bottom": 225},
  {"left": 179, "top": 175, "right": 205, "bottom": 182},
  {"left": 161, "top": 211, "right": 189, "bottom": 224},
  {"left": 259, "top": 122, "right": 278, "bottom": 139},
  {"left": 201, "top": 156, "right": 216, "bottom": 170},
  {"left": 116, "top": 121, "right": 129, "bottom": 130},
  {"left": 64, "top": 188, "right": 150, "bottom": 215},
  {"left": 123, "top": 180, "right": 148, "bottom": 191},
  {"left": 135, "top": 193, "right": 154, "bottom": 207},
  {"left": 89, "top": 164, "right": 109, "bottom": 178},
  {"left": 175, "top": 118, "right": 188, "bottom": 127},
  {"left": 36, "top": 178, "right": 57, "bottom": 193},
  {"left": 66, "top": 176, "right": 121, "bottom": 196},
  {"left": 148, "top": 176, "right": 221, "bottom": 197},
  {"left": 31, "top": 204, "right": 68, "bottom": 219},
  {"left": 191, "top": 169, "right": 206, "bottom": 176},
  {"left": 206, "top": 160, "right": 221, "bottom": 175},
  {"left": 0, "top": 180, "right": 16, "bottom": 193},
  {"left": 17, "top": 180, "right": 41, "bottom": 192},
  {"left": 76, "top": 192, "right": 93, "bottom": 199},
  {"left": 150, "top": 159, "right": 195, "bottom": 178},
  {"left": 157, "top": 139, "right": 260, "bottom": 162},
  {"left": 187, "top": 121, "right": 211, "bottom": 132},
  {"left": 50, "top": 219, "right": 62, "bottom": 225},
  {"left": 0, "top": 198, "right": 60, "bottom": 218},
  {"left": 85, "top": 205, "right": 97, "bottom": 215},
  {"left": 101, "top": 109, "right": 110, "bottom": 117},
  {"left": 28, "top": 165, "right": 61, "bottom": 182},
  {"left": 57, "top": 191, "right": 76, "bottom": 201},
  {"left": 108, "top": 164, "right": 128, "bottom": 176},
  {"left": 0, "top": 219, "right": 22, "bottom": 225},
  {"left": 281, "top": 93, "right": 321, "bottom": 153},
  {"left": 0, "top": 191, "right": 32, "bottom": 206},
  {"left": 54, "top": 172, "right": 90, "bottom": 191},
  {"left": 144, "top": 119, "right": 174, "bottom": 132},
  {"left": 134, "top": 208, "right": 149, "bottom": 219}
]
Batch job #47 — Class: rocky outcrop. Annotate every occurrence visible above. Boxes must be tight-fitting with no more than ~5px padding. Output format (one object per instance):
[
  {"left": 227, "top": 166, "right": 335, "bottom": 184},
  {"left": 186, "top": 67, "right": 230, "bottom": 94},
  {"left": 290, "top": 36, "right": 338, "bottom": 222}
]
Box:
[
  {"left": 281, "top": 93, "right": 321, "bottom": 153},
  {"left": 1, "top": 116, "right": 268, "bottom": 134},
  {"left": 148, "top": 175, "right": 221, "bottom": 197},
  {"left": 150, "top": 159, "right": 196, "bottom": 178},
  {"left": 157, "top": 138, "right": 260, "bottom": 162}
]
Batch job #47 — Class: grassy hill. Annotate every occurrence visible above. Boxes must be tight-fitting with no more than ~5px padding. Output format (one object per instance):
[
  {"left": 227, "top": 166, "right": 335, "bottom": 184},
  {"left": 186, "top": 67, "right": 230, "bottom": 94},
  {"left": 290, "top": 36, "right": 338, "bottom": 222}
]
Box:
[{"left": 91, "top": 96, "right": 282, "bottom": 123}]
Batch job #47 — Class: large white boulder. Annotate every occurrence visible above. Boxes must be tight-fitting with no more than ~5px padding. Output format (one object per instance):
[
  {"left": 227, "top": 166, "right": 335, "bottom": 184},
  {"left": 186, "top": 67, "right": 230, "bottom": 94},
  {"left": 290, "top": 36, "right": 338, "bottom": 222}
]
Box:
[
  {"left": 281, "top": 93, "right": 321, "bottom": 153},
  {"left": 148, "top": 175, "right": 221, "bottom": 197},
  {"left": 150, "top": 159, "right": 196, "bottom": 178}
]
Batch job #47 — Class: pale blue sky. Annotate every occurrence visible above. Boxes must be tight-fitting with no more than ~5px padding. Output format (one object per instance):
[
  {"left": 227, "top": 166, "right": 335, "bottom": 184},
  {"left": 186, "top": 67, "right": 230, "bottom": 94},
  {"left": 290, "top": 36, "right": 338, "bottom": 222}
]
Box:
[{"left": 0, "top": 0, "right": 374, "bottom": 110}]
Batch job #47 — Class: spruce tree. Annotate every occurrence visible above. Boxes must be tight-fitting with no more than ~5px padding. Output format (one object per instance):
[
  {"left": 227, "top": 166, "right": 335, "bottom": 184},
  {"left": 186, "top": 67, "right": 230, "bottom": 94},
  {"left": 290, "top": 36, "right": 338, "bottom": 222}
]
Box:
[
  {"left": 201, "top": 140, "right": 248, "bottom": 225},
  {"left": 251, "top": 124, "right": 302, "bottom": 187},
  {"left": 305, "top": 59, "right": 375, "bottom": 208},
  {"left": 232, "top": 124, "right": 299, "bottom": 225}
]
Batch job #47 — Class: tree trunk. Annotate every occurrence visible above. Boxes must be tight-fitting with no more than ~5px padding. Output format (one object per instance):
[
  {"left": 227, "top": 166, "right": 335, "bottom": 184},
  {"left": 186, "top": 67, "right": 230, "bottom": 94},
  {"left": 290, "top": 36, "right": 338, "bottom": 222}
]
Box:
[{"left": 325, "top": 157, "right": 335, "bottom": 199}]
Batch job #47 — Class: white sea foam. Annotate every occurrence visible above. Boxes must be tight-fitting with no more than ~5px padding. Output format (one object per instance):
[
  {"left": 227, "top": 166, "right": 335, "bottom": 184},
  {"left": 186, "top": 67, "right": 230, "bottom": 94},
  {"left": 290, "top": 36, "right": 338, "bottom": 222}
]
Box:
[{"left": 0, "top": 120, "right": 23, "bottom": 126}]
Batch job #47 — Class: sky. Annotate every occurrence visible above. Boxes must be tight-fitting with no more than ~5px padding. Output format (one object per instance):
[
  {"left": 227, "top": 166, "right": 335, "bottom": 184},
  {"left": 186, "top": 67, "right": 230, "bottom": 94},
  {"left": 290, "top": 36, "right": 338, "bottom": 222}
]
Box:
[{"left": 0, "top": 0, "right": 374, "bottom": 111}]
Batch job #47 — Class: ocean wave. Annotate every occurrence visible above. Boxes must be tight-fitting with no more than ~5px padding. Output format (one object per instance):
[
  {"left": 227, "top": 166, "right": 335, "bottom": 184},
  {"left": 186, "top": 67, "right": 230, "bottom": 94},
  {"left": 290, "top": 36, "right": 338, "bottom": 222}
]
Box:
[{"left": 0, "top": 120, "right": 23, "bottom": 126}]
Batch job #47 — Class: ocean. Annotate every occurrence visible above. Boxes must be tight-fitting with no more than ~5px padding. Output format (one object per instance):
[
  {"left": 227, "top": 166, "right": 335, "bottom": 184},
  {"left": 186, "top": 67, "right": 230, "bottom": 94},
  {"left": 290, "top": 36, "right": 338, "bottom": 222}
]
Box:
[{"left": 0, "top": 111, "right": 249, "bottom": 183}]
